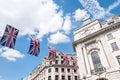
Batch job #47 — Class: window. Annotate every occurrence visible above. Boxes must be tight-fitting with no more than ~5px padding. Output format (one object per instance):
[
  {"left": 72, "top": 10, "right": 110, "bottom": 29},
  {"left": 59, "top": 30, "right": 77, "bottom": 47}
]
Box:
[
  {"left": 56, "top": 55, "right": 59, "bottom": 58},
  {"left": 50, "top": 61, "right": 52, "bottom": 65},
  {"left": 68, "top": 61, "right": 69, "bottom": 65},
  {"left": 55, "top": 60, "right": 58, "bottom": 64},
  {"left": 61, "top": 60, "right": 64, "bottom": 64},
  {"left": 48, "top": 76, "right": 51, "bottom": 80},
  {"left": 75, "top": 76, "right": 77, "bottom": 80},
  {"left": 62, "top": 75, "right": 65, "bottom": 80},
  {"left": 68, "top": 76, "right": 71, "bottom": 80},
  {"left": 48, "top": 68, "right": 51, "bottom": 73},
  {"left": 111, "top": 42, "right": 119, "bottom": 51},
  {"left": 74, "top": 69, "right": 77, "bottom": 73},
  {"left": 116, "top": 55, "right": 120, "bottom": 65},
  {"left": 55, "top": 68, "right": 58, "bottom": 72},
  {"left": 67, "top": 68, "right": 70, "bottom": 73},
  {"left": 107, "top": 33, "right": 113, "bottom": 40},
  {"left": 61, "top": 68, "right": 64, "bottom": 72},
  {"left": 91, "top": 51, "right": 103, "bottom": 72},
  {"left": 55, "top": 75, "right": 59, "bottom": 80}
]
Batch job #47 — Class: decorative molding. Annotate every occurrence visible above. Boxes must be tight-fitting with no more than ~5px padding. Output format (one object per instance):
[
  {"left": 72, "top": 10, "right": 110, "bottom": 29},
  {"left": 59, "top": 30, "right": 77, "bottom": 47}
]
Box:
[{"left": 73, "top": 22, "right": 120, "bottom": 51}]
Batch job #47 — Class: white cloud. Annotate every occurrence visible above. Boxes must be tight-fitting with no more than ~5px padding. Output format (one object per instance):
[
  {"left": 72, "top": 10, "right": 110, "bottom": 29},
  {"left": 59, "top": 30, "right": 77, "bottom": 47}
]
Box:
[
  {"left": 62, "top": 15, "right": 72, "bottom": 34},
  {"left": 0, "top": 76, "right": 4, "bottom": 80},
  {"left": 48, "top": 32, "right": 70, "bottom": 44},
  {"left": 22, "top": 77, "right": 28, "bottom": 80},
  {"left": 107, "top": 0, "right": 120, "bottom": 13},
  {"left": 79, "top": 0, "right": 106, "bottom": 19},
  {"left": 73, "top": 9, "right": 88, "bottom": 21},
  {"left": 78, "top": 0, "right": 120, "bottom": 19},
  {"left": 0, "top": 0, "right": 72, "bottom": 38},
  {"left": 0, "top": 0, "right": 73, "bottom": 44},
  {"left": 0, "top": 47, "right": 24, "bottom": 62}
]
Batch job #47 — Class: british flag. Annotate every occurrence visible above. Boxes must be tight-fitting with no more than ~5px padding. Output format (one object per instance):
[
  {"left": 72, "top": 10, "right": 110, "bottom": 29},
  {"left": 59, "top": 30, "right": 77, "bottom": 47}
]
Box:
[
  {"left": 71, "top": 57, "right": 79, "bottom": 70},
  {"left": 0, "top": 24, "right": 19, "bottom": 49},
  {"left": 61, "top": 52, "right": 68, "bottom": 67},
  {"left": 48, "top": 46, "right": 56, "bottom": 62},
  {"left": 28, "top": 37, "right": 40, "bottom": 56}
]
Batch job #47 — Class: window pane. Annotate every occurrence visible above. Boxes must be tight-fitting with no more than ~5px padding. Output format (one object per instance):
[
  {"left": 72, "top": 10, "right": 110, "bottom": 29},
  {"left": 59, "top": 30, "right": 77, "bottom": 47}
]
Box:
[
  {"left": 111, "top": 42, "right": 119, "bottom": 51},
  {"left": 68, "top": 76, "right": 71, "bottom": 80},
  {"left": 61, "top": 68, "right": 64, "bottom": 72},
  {"left": 55, "top": 75, "right": 59, "bottom": 80},
  {"left": 91, "top": 51, "right": 103, "bottom": 72},
  {"left": 67, "top": 68, "right": 70, "bottom": 72},
  {"left": 107, "top": 33, "right": 113, "bottom": 40},
  {"left": 55, "top": 60, "right": 58, "bottom": 64},
  {"left": 48, "top": 68, "right": 51, "bottom": 73},
  {"left": 50, "top": 61, "right": 52, "bottom": 65},
  {"left": 62, "top": 76, "right": 65, "bottom": 80},
  {"left": 74, "top": 69, "right": 77, "bottom": 73},
  {"left": 55, "top": 68, "right": 58, "bottom": 72},
  {"left": 48, "top": 76, "right": 51, "bottom": 80},
  {"left": 75, "top": 76, "right": 77, "bottom": 80},
  {"left": 116, "top": 55, "right": 120, "bottom": 65},
  {"left": 61, "top": 61, "right": 64, "bottom": 64}
]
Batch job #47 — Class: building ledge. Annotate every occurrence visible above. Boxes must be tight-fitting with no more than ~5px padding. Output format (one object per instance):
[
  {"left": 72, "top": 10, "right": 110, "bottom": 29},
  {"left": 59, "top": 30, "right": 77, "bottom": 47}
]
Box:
[{"left": 73, "top": 22, "right": 120, "bottom": 52}]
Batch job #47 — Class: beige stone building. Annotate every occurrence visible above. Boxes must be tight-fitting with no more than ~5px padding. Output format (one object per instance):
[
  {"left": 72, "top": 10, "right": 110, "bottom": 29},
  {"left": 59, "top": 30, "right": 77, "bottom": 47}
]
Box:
[
  {"left": 73, "top": 15, "right": 120, "bottom": 80},
  {"left": 28, "top": 51, "right": 80, "bottom": 80}
]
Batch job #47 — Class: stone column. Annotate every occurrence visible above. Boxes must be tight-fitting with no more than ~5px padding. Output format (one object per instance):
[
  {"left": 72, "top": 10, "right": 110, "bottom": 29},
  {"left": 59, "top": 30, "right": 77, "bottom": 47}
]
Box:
[
  {"left": 76, "top": 44, "right": 87, "bottom": 79},
  {"left": 83, "top": 46, "right": 91, "bottom": 75},
  {"left": 97, "top": 40, "right": 110, "bottom": 69}
]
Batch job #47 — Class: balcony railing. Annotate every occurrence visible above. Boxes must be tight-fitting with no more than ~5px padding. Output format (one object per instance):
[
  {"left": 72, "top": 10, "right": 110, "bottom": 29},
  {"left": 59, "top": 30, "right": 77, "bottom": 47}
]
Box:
[{"left": 91, "top": 67, "right": 106, "bottom": 75}]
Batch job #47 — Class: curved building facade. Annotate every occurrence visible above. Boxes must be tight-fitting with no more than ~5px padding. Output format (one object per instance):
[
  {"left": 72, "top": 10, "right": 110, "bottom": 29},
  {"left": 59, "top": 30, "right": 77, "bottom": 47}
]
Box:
[
  {"left": 73, "top": 15, "right": 120, "bottom": 80},
  {"left": 28, "top": 51, "right": 80, "bottom": 80}
]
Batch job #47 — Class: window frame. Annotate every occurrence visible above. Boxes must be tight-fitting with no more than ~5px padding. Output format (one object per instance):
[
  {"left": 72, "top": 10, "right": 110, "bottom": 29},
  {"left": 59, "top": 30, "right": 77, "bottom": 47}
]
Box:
[
  {"left": 111, "top": 42, "right": 119, "bottom": 51},
  {"left": 116, "top": 55, "right": 120, "bottom": 65},
  {"left": 107, "top": 33, "right": 114, "bottom": 40}
]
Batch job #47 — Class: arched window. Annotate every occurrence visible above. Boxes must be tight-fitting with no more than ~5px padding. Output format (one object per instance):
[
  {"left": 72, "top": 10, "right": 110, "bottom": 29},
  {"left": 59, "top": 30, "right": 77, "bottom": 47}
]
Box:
[{"left": 91, "top": 51, "right": 103, "bottom": 72}]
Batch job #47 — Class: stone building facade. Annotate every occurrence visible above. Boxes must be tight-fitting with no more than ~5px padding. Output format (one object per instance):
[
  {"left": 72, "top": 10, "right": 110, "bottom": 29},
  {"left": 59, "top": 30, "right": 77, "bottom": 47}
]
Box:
[
  {"left": 73, "top": 15, "right": 120, "bottom": 80},
  {"left": 28, "top": 51, "right": 80, "bottom": 80}
]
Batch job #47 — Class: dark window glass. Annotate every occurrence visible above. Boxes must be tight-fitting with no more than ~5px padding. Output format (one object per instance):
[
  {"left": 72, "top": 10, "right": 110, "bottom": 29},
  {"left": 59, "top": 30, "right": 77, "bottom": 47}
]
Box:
[
  {"left": 55, "top": 68, "right": 58, "bottom": 72},
  {"left": 55, "top": 75, "right": 59, "bottom": 80},
  {"left": 62, "top": 75, "right": 65, "bottom": 80},
  {"left": 107, "top": 33, "right": 113, "bottom": 40},
  {"left": 68, "top": 76, "right": 71, "bottom": 80},
  {"left": 56, "top": 55, "right": 59, "bottom": 58},
  {"left": 61, "top": 68, "right": 64, "bottom": 72},
  {"left": 55, "top": 60, "right": 58, "bottom": 64},
  {"left": 50, "top": 61, "right": 52, "bottom": 65},
  {"left": 61, "top": 60, "right": 64, "bottom": 64},
  {"left": 48, "top": 76, "right": 51, "bottom": 80},
  {"left": 74, "top": 69, "right": 77, "bottom": 73},
  {"left": 48, "top": 68, "right": 51, "bottom": 73},
  {"left": 91, "top": 51, "right": 103, "bottom": 72},
  {"left": 67, "top": 68, "right": 70, "bottom": 73},
  {"left": 116, "top": 55, "right": 120, "bottom": 65},
  {"left": 111, "top": 42, "right": 119, "bottom": 51},
  {"left": 75, "top": 76, "right": 77, "bottom": 80}
]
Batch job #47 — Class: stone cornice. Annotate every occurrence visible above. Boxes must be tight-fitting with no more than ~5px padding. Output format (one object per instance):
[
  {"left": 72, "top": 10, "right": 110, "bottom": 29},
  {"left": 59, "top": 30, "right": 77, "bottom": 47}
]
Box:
[
  {"left": 73, "top": 22, "right": 120, "bottom": 52},
  {"left": 39, "top": 64, "right": 74, "bottom": 73}
]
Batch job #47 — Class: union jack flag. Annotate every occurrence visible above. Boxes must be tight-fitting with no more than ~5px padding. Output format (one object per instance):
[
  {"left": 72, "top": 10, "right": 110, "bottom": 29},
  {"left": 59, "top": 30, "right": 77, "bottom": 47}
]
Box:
[
  {"left": 61, "top": 51, "right": 68, "bottom": 67},
  {"left": 28, "top": 37, "right": 40, "bottom": 56},
  {"left": 71, "top": 57, "right": 79, "bottom": 70},
  {"left": 48, "top": 46, "right": 56, "bottom": 62},
  {"left": 0, "top": 24, "right": 19, "bottom": 49}
]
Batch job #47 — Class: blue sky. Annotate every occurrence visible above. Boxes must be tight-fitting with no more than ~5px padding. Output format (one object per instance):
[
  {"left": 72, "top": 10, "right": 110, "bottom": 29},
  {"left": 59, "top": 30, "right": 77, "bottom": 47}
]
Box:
[{"left": 0, "top": 0, "right": 119, "bottom": 80}]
